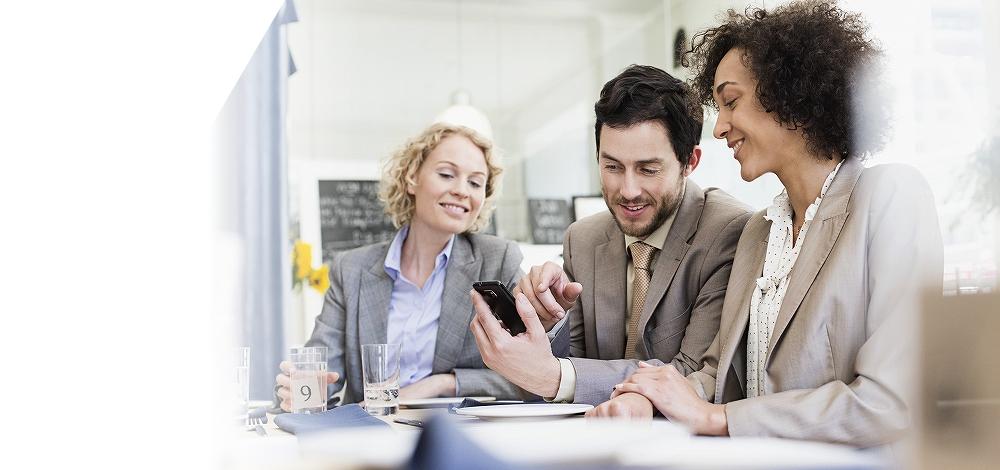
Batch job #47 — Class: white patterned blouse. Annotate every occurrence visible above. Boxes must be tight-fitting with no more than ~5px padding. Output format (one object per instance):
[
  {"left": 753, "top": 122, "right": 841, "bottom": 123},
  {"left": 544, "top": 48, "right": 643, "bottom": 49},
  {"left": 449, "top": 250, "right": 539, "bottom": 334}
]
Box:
[{"left": 747, "top": 160, "right": 843, "bottom": 398}]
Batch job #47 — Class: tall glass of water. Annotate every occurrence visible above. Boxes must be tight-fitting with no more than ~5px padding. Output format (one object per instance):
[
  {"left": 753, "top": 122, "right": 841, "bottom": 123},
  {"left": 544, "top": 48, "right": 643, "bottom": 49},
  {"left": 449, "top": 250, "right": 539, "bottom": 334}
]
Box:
[
  {"left": 234, "top": 347, "right": 250, "bottom": 420},
  {"left": 289, "top": 346, "right": 328, "bottom": 414},
  {"left": 361, "top": 343, "right": 401, "bottom": 416}
]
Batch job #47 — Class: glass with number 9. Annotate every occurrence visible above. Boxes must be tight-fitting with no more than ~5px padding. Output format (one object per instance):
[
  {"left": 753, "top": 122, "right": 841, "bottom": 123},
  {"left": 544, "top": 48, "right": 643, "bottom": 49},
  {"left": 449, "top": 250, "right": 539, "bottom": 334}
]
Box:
[{"left": 289, "top": 346, "right": 328, "bottom": 414}]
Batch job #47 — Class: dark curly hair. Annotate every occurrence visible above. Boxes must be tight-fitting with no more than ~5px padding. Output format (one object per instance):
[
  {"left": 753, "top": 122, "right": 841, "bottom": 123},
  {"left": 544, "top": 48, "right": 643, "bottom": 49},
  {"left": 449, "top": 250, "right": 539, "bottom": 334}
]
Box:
[
  {"left": 595, "top": 64, "right": 703, "bottom": 167},
  {"left": 683, "top": 0, "right": 890, "bottom": 160}
]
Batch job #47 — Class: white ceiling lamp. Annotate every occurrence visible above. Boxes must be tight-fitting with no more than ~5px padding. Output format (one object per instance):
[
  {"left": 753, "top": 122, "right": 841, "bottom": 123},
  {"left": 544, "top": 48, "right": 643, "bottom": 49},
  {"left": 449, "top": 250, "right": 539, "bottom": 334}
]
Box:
[
  {"left": 435, "top": 89, "right": 493, "bottom": 141},
  {"left": 433, "top": 0, "right": 494, "bottom": 142}
]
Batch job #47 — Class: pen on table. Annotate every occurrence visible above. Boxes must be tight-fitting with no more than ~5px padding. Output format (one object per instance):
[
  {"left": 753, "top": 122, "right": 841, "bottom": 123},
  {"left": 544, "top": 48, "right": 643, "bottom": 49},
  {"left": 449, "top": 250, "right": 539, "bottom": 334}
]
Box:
[{"left": 393, "top": 418, "right": 426, "bottom": 428}]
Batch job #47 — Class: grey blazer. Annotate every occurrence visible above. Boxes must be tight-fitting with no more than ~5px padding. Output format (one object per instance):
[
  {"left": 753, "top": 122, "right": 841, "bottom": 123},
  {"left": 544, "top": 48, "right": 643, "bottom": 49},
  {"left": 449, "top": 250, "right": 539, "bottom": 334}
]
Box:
[
  {"left": 553, "top": 180, "right": 754, "bottom": 405},
  {"left": 687, "top": 158, "right": 944, "bottom": 447},
  {"left": 305, "top": 231, "right": 525, "bottom": 404}
]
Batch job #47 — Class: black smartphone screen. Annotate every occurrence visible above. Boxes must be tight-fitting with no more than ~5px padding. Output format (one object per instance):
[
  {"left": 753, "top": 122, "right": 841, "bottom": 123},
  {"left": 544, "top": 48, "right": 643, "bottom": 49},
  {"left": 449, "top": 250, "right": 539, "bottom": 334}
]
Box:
[{"left": 472, "top": 280, "right": 527, "bottom": 336}]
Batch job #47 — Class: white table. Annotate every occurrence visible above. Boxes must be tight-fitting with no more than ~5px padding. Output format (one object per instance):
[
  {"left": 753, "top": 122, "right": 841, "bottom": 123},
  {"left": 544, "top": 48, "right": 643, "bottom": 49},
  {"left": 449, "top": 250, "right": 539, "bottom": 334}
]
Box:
[{"left": 225, "top": 402, "right": 891, "bottom": 469}]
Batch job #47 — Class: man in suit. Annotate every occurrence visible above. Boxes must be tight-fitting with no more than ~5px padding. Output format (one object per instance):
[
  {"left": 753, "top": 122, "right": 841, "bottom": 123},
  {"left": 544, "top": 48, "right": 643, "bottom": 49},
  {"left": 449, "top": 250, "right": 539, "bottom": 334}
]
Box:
[
  {"left": 469, "top": 65, "right": 754, "bottom": 405},
  {"left": 586, "top": 3, "right": 944, "bottom": 450}
]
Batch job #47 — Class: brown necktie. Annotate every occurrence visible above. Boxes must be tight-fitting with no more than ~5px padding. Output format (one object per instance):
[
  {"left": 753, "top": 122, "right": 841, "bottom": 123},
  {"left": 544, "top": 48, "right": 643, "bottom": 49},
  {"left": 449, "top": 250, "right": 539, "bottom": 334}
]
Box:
[{"left": 625, "top": 241, "right": 655, "bottom": 360}]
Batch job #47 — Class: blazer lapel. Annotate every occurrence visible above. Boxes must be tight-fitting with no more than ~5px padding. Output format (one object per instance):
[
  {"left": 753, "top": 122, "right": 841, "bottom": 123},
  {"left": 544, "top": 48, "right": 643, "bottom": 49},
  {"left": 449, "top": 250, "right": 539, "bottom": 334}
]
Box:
[
  {"left": 766, "top": 158, "right": 863, "bottom": 358},
  {"left": 594, "top": 220, "right": 628, "bottom": 359},
  {"left": 432, "top": 235, "right": 481, "bottom": 373},
  {"left": 717, "top": 216, "right": 769, "bottom": 399},
  {"left": 358, "top": 245, "right": 394, "bottom": 347},
  {"left": 636, "top": 180, "right": 702, "bottom": 358}
]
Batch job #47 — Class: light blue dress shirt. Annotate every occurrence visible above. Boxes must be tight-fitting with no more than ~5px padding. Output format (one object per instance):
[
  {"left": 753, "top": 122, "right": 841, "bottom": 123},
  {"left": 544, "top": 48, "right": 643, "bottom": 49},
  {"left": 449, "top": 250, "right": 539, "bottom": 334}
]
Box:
[{"left": 383, "top": 226, "right": 454, "bottom": 389}]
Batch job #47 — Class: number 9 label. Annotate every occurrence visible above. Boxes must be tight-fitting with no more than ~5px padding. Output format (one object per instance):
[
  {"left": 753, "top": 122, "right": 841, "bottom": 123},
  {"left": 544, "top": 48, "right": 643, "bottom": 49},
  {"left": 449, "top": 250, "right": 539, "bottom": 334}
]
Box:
[{"left": 291, "top": 375, "right": 323, "bottom": 408}]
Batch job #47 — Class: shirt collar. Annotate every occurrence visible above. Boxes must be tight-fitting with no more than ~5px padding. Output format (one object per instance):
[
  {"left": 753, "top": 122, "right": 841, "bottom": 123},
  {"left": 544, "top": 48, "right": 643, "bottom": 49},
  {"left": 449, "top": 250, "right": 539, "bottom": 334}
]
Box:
[
  {"left": 763, "top": 191, "right": 793, "bottom": 228},
  {"left": 804, "top": 159, "right": 844, "bottom": 220},
  {"left": 384, "top": 226, "right": 456, "bottom": 279}
]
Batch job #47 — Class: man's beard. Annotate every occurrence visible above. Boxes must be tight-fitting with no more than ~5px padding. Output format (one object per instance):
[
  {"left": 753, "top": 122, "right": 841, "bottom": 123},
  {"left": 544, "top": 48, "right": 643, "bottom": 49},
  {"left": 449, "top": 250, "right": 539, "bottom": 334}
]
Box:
[{"left": 604, "top": 177, "right": 685, "bottom": 239}]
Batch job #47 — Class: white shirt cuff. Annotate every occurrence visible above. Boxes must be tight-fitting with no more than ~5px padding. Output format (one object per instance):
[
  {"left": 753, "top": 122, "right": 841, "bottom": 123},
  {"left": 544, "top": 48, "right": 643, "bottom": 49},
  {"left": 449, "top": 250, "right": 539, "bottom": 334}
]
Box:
[{"left": 546, "top": 358, "right": 576, "bottom": 403}]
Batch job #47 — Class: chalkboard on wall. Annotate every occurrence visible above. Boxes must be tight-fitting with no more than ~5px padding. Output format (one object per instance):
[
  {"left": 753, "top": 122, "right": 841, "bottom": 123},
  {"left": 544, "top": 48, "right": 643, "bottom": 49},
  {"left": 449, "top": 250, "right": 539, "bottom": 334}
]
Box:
[
  {"left": 528, "top": 199, "right": 572, "bottom": 245},
  {"left": 318, "top": 180, "right": 397, "bottom": 266}
]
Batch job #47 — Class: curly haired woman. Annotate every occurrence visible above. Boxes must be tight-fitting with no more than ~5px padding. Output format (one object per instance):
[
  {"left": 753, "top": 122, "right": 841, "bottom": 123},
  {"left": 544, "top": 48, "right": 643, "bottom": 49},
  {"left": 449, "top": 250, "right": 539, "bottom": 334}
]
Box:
[
  {"left": 588, "top": 0, "right": 943, "bottom": 450},
  {"left": 275, "top": 123, "right": 524, "bottom": 409}
]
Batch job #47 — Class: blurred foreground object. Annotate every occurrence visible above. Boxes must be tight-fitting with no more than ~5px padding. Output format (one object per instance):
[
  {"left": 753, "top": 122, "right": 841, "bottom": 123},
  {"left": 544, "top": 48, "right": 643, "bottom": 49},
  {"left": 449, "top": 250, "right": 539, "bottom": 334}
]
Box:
[{"left": 919, "top": 291, "right": 1000, "bottom": 469}]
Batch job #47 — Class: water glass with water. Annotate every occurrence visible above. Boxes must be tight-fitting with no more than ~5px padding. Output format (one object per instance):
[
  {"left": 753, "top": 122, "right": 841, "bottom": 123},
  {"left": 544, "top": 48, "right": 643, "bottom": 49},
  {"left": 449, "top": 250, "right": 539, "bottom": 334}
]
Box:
[
  {"left": 361, "top": 343, "right": 401, "bottom": 416},
  {"left": 234, "top": 347, "right": 250, "bottom": 420},
  {"left": 289, "top": 346, "right": 328, "bottom": 414}
]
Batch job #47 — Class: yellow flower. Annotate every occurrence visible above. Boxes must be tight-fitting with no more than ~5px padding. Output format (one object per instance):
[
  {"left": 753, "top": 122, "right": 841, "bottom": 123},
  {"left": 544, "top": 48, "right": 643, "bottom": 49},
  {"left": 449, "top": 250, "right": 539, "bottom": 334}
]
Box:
[
  {"left": 308, "top": 265, "right": 330, "bottom": 294},
  {"left": 293, "top": 241, "right": 313, "bottom": 281}
]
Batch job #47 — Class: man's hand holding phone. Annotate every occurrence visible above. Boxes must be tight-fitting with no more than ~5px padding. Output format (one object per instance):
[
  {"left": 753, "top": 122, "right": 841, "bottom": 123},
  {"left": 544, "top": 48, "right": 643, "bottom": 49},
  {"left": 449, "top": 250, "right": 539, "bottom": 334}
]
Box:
[
  {"left": 472, "top": 281, "right": 526, "bottom": 336},
  {"left": 469, "top": 286, "right": 562, "bottom": 398}
]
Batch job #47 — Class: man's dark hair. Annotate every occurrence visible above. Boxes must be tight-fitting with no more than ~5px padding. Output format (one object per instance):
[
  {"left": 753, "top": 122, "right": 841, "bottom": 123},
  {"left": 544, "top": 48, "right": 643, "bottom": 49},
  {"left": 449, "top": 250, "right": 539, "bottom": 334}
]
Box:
[{"left": 594, "top": 65, "right": 703, "bottom": 167}]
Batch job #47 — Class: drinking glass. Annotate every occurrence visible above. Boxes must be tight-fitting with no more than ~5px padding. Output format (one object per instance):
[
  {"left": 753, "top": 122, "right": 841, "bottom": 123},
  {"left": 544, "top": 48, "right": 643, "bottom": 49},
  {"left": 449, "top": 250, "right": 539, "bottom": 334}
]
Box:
[
  {"left": 234, "top": 347, "right": 250, "bottom": 420},
  {"left": 361, "top": 343, "right": 401, "bottom": 416},
  {"left": 289, "top": 346, "right": 328, "bottom": 414}
]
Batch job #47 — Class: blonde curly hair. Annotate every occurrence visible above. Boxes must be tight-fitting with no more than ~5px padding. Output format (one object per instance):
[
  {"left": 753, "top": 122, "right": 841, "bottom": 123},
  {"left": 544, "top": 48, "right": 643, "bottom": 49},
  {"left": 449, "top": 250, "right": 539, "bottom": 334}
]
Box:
[{"left": 378, "top": 123, "right": 503, "bottom": 233}]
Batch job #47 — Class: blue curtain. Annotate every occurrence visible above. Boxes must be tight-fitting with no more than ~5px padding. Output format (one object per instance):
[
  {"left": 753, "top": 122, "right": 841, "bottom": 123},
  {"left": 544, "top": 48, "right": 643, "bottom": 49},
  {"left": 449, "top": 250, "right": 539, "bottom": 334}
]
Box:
[{"left": 214, "top": 0, "right": 298, "bottom": 400}]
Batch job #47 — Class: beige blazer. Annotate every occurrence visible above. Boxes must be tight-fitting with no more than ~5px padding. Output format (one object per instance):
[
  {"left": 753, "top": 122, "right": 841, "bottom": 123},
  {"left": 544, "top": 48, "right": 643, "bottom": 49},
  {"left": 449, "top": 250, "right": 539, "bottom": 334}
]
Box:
[
  {"left": 552, "top": 180, "right": 754, "bottom": 405},
  {"left": 687, "top": 158, "right": 944, "bottom": 447}
]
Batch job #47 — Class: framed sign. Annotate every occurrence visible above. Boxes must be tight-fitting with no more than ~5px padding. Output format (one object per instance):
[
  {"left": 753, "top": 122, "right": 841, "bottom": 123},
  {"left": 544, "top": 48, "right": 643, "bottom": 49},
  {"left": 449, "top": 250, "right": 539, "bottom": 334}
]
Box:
[
  {"left": 296, "top": 161, "right": 393, "bottom": 266},
  {"left": 314, "top": 180, "right": 397, "bottom": 266},
  {"left": 528, "top": 199, "right": 572, "bottom": 245}
]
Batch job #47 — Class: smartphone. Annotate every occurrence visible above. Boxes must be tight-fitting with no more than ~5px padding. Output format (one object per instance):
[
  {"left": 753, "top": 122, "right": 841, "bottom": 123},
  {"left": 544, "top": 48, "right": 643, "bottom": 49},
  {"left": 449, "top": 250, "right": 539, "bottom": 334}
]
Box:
[{"left": 472, "top": 280, "right": 527, "bottom": 336}]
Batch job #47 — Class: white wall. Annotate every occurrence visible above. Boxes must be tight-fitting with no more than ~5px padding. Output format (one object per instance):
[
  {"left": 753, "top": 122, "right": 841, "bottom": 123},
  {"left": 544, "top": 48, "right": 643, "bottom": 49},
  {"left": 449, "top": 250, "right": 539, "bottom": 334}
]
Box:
[
  {"left": 284, "top": 0, "right": 668, "bottom": 345},
  {"left": 286, "top": 0, "right": 667, "bottom": 242}
]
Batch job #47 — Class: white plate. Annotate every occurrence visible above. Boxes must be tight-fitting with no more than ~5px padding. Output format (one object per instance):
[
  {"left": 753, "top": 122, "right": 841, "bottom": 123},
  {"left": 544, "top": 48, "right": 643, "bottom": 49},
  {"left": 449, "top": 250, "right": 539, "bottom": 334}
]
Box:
[
  {"left": 398, "top": 396, "right": 496, "bottom": 408},
  {"left": 455, "top": 403, "right": 593, "bottom": 421}
]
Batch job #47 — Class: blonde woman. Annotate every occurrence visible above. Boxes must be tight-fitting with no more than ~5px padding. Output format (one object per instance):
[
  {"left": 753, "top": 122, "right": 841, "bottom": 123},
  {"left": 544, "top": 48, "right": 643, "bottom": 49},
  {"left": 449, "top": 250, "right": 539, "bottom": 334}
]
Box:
[{"left": 276, "top": 123, "right": 523, "bottom": 410}]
